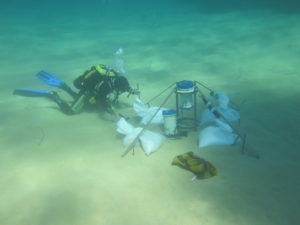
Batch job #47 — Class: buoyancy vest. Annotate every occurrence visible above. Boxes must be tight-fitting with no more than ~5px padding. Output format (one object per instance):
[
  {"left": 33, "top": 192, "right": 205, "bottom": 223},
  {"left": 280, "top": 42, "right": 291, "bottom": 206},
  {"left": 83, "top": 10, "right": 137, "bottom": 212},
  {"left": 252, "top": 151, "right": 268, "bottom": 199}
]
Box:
[{"left": 73, "top": 64, "right": 118, "bottom": 90}]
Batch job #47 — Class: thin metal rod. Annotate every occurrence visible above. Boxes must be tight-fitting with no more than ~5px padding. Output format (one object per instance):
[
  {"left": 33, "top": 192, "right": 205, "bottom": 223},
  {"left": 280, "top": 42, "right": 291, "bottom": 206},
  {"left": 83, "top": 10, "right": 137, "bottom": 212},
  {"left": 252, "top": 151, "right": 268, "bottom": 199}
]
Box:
[
  {"left": 195, "top": 81, "right": 214, "bottom": 92},
  {"left": 196, "top": 81, "right": 240, "bottom": 111},
  {"left": 146, "top": 82, "right": 176, "bottom": 105},
  {"left": 193, "top": 82, "right": 198, "bottom": 130}
]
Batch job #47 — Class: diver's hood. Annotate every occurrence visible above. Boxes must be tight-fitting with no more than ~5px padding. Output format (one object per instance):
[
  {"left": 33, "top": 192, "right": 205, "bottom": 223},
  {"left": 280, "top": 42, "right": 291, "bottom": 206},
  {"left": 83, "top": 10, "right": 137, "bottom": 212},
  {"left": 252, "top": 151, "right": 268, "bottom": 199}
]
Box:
[{"left": 112, "top": 76, "right": 130, "bottom": 93}]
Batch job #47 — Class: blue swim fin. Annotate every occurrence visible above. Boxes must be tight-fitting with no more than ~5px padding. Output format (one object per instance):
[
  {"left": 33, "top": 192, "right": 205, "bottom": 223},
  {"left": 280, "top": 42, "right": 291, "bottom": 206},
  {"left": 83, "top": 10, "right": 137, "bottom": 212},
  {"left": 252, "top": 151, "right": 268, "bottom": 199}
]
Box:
[
  {"left": 36, "top": 70, "right": 65, "bottom": 88},
  {"left": 13, "top": 89, "right": 57, "bottom": 98},
  {"left": 36, "top": 70, "right": 78, "bottom": 99}
]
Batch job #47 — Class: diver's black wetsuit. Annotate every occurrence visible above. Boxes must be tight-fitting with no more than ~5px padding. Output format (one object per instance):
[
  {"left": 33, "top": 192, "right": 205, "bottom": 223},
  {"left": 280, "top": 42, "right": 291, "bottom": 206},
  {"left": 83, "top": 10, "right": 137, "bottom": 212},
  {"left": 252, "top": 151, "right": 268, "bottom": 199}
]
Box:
[{"left": 51, "top": 64, "right": 134, "bottom": 115}]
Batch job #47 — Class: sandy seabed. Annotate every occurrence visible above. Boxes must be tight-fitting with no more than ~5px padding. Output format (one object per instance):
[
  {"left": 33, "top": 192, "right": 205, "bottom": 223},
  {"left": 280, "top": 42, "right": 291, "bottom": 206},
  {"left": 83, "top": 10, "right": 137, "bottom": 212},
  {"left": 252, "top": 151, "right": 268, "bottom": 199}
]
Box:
[{"left": 0, "top": 7, "right": 299, "bottom": 225}]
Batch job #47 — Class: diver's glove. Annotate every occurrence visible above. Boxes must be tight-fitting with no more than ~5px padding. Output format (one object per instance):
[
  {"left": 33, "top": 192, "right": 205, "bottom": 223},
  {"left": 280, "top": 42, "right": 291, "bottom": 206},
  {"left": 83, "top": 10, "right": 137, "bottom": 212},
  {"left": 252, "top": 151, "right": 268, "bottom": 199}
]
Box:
[
  {"left": 106, "top": 105, "right": 119, "bottom": 120},
  {"left": 106, "top": 104, "right": 116, "bottom": 115},
  {"left": 128, "top": 87, "right": 140, "bottom": 96}
]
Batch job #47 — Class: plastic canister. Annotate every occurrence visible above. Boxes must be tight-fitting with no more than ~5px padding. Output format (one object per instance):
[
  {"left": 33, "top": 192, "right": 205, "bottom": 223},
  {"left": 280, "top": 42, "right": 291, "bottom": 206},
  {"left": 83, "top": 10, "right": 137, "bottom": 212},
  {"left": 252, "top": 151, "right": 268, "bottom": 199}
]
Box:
[
  {"left": 176, "top": 80, "right": 195, "bottom": 109},
  {"left": 163, "top": 109, "right": 177, "bottom": 137}
]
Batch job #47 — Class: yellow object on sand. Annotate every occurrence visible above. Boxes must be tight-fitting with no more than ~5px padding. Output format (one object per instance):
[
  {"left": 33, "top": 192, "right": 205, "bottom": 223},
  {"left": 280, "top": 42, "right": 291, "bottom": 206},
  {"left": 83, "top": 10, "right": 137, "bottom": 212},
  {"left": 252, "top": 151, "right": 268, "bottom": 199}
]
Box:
[{"left": 172, "top": 152, "right": 217, "bottom": 180}]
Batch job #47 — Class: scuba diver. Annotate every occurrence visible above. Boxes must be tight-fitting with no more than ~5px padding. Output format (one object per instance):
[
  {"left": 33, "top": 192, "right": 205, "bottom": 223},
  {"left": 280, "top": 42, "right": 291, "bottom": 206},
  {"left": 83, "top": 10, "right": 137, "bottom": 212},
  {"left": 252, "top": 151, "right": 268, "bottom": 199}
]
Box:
[{"left": 13, "top": 64, "right": 140, "bottom": 116}]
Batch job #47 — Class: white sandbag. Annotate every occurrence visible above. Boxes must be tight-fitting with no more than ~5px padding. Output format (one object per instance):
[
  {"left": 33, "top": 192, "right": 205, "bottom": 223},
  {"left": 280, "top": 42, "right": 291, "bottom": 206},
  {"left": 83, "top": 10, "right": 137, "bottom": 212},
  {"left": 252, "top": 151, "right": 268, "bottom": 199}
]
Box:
[
  {"left": 215, "top": 92, "right": 240, "bottom": 121},
  {"left": 216, "top": 92, "right": 230, "bottom": 109},
  {"left": 140, "top": 107, "right": 164, "bottom": 125},
  {"left": 117, "top": 118, "right": 141, "bottom": 147},
  {"left": 133, "top": 97, "right": 149, "bottom": 118},
  {"left": 123, "top": 127, "right": 142, "bottom": 148},
  {"left": 198, "top": 119, "right": 239, "bottom": 148},
  {"left": 116, "top": 116, "right": 135, "bottom": 135},
  {"left": 133, "top": 98, "right": 165, "bottom": 125},
  {"left": 139, "top": 130, "right": 165, "bottom": 155},
  {"left": 200, "top": 92, "right": 240, "bottom": 126},
  {"left": 215, "top": 119, "right": 233, "bottom": 132},
  {"left": 215, "top": 106, "right": 240, "bottom": 121},
  {"left": 200, "top": 107, "right": 240, "bottom": 126},
  {"left": 200, "top": 108, "right": 217, "bottom": 126},
  {"left": 116, "top": 118, "right": 164, "bottom": 155}
]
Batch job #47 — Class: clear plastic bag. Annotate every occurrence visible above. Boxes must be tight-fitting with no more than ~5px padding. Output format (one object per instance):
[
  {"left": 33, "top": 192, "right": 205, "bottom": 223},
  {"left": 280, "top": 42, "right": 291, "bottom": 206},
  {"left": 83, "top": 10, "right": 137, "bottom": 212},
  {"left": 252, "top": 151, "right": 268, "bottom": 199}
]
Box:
[{"left": 114, "top": 47, "right": 126, "bottom": 75}]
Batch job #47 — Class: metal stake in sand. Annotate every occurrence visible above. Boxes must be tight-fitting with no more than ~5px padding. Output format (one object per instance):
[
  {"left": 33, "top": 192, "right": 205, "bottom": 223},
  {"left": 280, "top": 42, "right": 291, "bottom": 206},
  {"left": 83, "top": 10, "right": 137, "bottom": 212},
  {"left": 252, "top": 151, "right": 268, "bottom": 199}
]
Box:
[{"left": 121, "top": 89, "right": 175, "bottom": 157}]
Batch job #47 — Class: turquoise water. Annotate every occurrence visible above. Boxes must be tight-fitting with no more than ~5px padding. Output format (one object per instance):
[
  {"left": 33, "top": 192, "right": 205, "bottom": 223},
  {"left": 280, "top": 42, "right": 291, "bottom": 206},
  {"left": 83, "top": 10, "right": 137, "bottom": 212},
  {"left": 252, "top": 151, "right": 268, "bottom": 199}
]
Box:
[{"left": 1, "top": 1, "right": 300, "bottom": 225}]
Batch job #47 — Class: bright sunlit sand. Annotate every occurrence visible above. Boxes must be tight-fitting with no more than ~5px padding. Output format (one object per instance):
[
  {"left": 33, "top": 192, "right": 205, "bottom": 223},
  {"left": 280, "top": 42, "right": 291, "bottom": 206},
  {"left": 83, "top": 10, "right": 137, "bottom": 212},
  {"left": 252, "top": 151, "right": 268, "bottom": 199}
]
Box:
[{"left": 0, "top": 2, "right": 299, "bottom": 225}]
